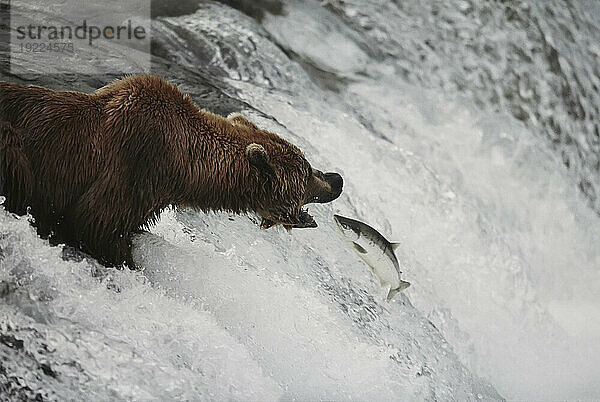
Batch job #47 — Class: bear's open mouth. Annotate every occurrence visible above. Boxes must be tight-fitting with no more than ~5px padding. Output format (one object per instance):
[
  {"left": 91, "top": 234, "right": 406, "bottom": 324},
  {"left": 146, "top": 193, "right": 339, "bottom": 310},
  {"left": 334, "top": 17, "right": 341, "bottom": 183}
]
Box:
[
  {"left": 295, "top": 209, "right": 317, "bottom": 228},
  {"left": 260, "top": 208, "right": 317, "bottom": 230}
]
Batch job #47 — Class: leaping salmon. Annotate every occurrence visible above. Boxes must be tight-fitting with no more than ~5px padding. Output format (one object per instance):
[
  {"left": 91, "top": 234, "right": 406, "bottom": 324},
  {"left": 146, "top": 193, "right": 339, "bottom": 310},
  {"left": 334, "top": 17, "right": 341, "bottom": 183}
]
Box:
[{"left": 333, "top": 214, "right": 410, "bottom": 301}]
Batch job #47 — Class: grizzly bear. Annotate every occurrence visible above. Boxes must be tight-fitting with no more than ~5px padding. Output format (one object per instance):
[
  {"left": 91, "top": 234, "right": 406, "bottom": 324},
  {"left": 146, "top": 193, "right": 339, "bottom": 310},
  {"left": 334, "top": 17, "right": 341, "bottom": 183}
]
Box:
[{"left": 0, "top": 75, "right": 343, "bottom": 268}]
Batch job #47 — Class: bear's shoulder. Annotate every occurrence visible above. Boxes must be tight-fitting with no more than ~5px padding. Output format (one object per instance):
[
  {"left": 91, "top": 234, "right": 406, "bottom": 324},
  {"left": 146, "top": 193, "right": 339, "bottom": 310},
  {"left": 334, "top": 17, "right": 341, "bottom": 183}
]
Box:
[
  {"left": 96, "top": 75, "right": 188, "bottom": 104},
  {"left": 96, "top": 75, "right": 197, "bottom": 121}
]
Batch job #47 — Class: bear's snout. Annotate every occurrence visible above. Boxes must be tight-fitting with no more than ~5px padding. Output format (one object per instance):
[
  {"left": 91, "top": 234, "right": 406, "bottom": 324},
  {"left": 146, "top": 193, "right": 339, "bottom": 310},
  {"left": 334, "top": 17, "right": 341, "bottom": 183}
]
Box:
[
  {"left": 322, "top": 172, "right": 343, "bottom": 202},
  {"left": 308, "top": 170, "right": 343, "bottom": 204}
]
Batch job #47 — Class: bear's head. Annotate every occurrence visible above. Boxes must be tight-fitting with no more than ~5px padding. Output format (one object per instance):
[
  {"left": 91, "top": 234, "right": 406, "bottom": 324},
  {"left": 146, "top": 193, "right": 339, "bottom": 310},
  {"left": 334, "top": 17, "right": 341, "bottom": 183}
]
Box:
[{"left": 229, "top": 114, "right": 343, "bottom": 229}]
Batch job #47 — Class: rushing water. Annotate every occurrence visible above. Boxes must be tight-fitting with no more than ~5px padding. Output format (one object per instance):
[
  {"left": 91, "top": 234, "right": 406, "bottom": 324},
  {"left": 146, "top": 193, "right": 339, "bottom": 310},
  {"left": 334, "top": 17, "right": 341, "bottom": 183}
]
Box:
[{"left": 1, "top": 0, "right": 599, "bottom": 400}]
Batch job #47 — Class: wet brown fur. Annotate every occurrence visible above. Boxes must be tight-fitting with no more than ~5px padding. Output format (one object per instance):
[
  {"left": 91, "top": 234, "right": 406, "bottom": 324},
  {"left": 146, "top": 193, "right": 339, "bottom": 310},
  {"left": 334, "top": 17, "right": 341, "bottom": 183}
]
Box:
[{"left": 0, "top": 75, "right": 334, "bottom": 267}]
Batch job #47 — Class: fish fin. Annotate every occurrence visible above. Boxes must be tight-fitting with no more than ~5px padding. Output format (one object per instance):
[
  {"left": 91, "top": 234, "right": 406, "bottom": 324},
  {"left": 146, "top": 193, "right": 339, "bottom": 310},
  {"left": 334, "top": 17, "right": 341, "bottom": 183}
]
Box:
[
  {"left": 386, "top": 288, "right": 399, "bottom": 301},
  {"left": 386, "top": 280, "right": 411, "bottom": 301},
  {"left": 352, "top": 242, "right": 368, "bottom": 254},
  {"left": 390, "top": 242, "right": 401, "bottom": 251}
]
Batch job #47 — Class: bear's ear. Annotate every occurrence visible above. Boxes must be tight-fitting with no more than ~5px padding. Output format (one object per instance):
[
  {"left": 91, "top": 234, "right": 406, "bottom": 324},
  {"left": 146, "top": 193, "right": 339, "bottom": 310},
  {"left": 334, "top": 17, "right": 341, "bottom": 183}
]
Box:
[{"left": 246, "top": 143, "right": 270, "bottom": 169}]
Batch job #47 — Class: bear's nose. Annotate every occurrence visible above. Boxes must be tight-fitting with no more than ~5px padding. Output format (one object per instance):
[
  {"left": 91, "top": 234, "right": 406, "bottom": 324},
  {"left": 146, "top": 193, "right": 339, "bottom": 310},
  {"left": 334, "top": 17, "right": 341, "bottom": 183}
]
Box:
[
  {"left": 317, "top": 172, "right": 343, "bottom": 203},
  {"left": 327, "top": 172, "right": 343, "bottom": 190}
]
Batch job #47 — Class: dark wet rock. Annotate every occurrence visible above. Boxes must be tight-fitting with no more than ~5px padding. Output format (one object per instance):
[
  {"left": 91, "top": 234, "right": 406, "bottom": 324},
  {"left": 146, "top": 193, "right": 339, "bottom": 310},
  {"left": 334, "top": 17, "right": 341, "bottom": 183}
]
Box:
[
  {"left": 151, "top": 2, "right": 309, "bottom": 91},
  {"left": 214, "top": 0, "right": 284, "bottom": 21},
  {"left": 0, "top": 281, "right": 16, "bottom": 298},
  {"left": 0, "top": 333, "right": 24, "bottom": 350},
  {"left": 39, "top": 363, "right": 57, "bottom": 379},
  {"left": 151, "top": 0, "right": 201, "bottom": 18}
]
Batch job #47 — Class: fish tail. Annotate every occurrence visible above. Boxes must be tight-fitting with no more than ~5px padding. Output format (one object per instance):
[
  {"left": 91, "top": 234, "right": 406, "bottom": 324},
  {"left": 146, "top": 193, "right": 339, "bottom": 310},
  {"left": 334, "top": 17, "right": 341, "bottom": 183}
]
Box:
[{"left": 386, "top": 280, "right": 411, "bottom": 301}]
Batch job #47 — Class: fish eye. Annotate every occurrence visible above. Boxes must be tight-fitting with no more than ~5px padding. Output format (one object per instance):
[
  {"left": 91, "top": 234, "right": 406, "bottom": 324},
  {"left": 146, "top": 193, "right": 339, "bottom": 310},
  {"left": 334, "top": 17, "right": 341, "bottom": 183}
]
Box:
[{"left": 342, "top": 223, "right": 349, "bottom": 229}]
